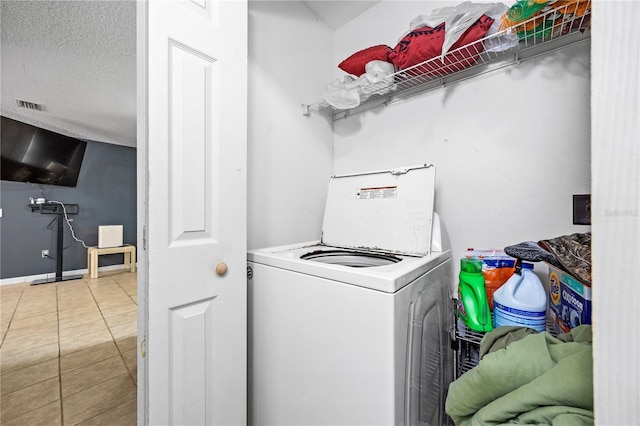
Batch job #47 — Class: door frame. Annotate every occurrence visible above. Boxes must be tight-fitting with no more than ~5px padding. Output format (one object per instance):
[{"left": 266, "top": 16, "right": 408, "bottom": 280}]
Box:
[{"left": 136, "top": 1, "right": 149, "bottom": 424}]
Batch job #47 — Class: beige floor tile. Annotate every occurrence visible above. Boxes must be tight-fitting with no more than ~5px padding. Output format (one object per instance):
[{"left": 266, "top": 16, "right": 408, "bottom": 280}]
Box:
[
  {"left": 1, "top": 326, "right": 12, "bottom": 343},
  {"left": 1, "top": 299, "right": 20, "bottom": 314},
  {"left": 2, "top": 315, "right": 16, "bottom": 334},
  {"left": 57, "top": 291, "right": 95, "bottom": 302},
  {"left": 1, "top": 293, "right": 19, "bottom": 304},
  {"left": 57, "top": 293, "right": 93, "bottom": 304},
  {"left": 0, "top": 275, "right": 138, "bottom": 424},
  {"left": 91, "top": 282, "right": 128, "bottom": 292},
  {"left": 107, "top": 321, "right": 137, "bottom": 341},
  {"left": 1, "top": 332, "right": 58, "bottom": 354},
  {"left": 58, "top": 310, "right": 105, "bottom": 328},
  {"left": 88, "top": 275, "right": 118, "bottom": 284},
  {"left": 87, "top": 283, "right": 120, "bottom": 294},
  {"left": 2, "top": 400, "right": 62, "bottom": 426},
  {"left": 2, "top": 322, "right": 58, "bottom": 350},
  {"left": 8, "top": 318, "right": 58, "bottom": 332},
  {"left": 62, "top": 373, "right": 136, "bottom": 425},
  {"left": 15, "top": 287, "right": 56, "bottom": 298},
  {"left": 19, "top": 294, "right": 57, "bottom": 304},
  {"left": 115, "top": 336, "right": 137, "bottom": 354},
  {"left": 116, "top": 278, "right": 136, "bottom": 287},
  {"left": 121, "top": 349, "right": 137, "bottom": 383},
  {"left": 56, "top": 280, "right": 89, "bottom": 291},
  {"left": 58, "top": 295, "right": 91, "bottom": 304},
  {"left": 0, "top": 376, "right": 60, "bottom": 423},
  {"left": 58, "top": 298, "right": 99, "bottom": 313},
  {"left": 21, "top": 286, "right": 57, "bottom": 297},
  {"left": 61, "top": 341, "right": 120, "bottom": 374},
  {"left": 77, "top": 398, "right": 136, "bottom": 426},
  {"left": 1, "top": 358, "right": 58, "bottom": 396},
  {"left": 1, "top": 318, "right": 11, "bottom": 335},
  {"left": 59, "top": 318, "right": 109, "bottom": 340},
  {"left": 62, "top": 355, "right": 129, "bottom": 398},
  {"left": 13, "top": 303, "right": 57, "bottom": 320},
  {"left": 1, "top": 308, "right": 16, "bottom": 323},
  {"left": 88, "top": 283, "right": 120, "bottom": 292},
  {"left": 1, "top": 287, "right": 22, "bottom": 296},
  {"left": 90, "top": 292, "right": 125, "bottom": 300},
  {"left": 116, "top": 284, "right": 137, "bottom": 294},
  {"left": 6, "top": 311, "right": 58, "bottom": 331},
  {"left": 103, "top": 311, "right": 137, "bottom": 329},
  {"left": 0, "top": 341, "right": 59, "bottom": 374},
  {"left": 92, "top": 294, "right": 124, "bottom": 305},
  {"left": 98, "top": 302, "right": 137, "bottom": 319},
  {"left": 113, "top": 270, "right": 137, "bottom": 278},
  {"left": 90, "top": 293, "right": 123, "bottom": 302},
  {"left": 96, "top": 302, "right": 134, "bottom": 314},
  {"left": 58, "top": 305, "right": 102, "bottom": 320},
  {"left": 0, "top": 282, "right": 28, "bottom": 294},
  {"left": 59, "top": 328, "right": 113, "bottom": 356}
]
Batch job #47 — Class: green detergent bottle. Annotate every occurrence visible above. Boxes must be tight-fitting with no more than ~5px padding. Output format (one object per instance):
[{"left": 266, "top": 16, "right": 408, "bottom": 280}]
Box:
[{"left": 456, "top": 258, "right": 493, "bottom": 332}]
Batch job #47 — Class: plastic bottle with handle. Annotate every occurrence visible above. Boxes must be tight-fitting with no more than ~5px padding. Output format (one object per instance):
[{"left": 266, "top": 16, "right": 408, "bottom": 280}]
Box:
[{"left": 456, "top": 258, "right": 493, "bottom": 332}]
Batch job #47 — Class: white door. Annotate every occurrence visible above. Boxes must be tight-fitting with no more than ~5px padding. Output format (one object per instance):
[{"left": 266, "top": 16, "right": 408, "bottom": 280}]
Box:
[{"left": 137, "top": 0, "right": 247, "bottom": 424}]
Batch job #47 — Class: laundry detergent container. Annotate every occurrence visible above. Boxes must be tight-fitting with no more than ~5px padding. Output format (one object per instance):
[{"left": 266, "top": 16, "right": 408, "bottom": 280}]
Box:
[{"left": 493, "top": 265, "right": 546, "bottom": 332}]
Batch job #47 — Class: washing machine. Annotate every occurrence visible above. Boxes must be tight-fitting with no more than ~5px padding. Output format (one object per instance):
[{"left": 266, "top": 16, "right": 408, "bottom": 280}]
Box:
[{"left": 248, "top": 164, "right": 454, "bottom": 426}]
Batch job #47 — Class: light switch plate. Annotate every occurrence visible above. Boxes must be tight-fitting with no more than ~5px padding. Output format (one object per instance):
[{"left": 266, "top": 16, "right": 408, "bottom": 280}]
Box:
[{"left": 573, "top": 194, "right": 591, "bottom": 225}]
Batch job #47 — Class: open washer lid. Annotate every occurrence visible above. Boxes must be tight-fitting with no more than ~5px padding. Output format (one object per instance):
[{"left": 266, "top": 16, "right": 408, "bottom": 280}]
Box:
[{"left": 321, "top": 164, "right": 436, "bottom": 256}]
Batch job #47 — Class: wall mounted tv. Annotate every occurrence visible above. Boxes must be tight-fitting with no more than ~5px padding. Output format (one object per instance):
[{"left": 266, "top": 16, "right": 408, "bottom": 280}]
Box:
[{"left": 1, "top": 116, "right": 87, "bottom": 187}]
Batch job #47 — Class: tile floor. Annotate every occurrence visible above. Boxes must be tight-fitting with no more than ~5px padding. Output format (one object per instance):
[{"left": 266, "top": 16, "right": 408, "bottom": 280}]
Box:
[{"left": 1, "top": 270, "right": 137, "bottom": 425}]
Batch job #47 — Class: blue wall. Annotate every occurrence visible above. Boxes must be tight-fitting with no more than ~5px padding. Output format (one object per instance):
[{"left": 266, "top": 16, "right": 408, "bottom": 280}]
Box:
[{"left": 0, "top": 140, "right": 136, "bottom": 280}]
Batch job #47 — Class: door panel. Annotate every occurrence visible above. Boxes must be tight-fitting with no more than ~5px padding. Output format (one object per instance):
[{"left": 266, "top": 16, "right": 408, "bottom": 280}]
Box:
[
  {"left": 168, "top": 42, "right": 218, "bottom": 243},
  {"left": 170, "top": 298, "right": 215, "bottom": 425},
  {"left": 139, "top": 0, "right": 247, "bottom": 424}
]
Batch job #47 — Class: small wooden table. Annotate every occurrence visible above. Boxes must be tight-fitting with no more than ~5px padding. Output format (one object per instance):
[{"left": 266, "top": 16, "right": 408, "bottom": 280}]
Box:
[{"left": 87, "top": 245, "right": 136, "bottom": 279}]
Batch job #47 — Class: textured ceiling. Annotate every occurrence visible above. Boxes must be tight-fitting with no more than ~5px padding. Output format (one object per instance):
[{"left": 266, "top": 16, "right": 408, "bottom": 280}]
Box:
[
  {"left": 1, "top": 1, "right": 137, "bottom": 147},
  {"left": 0, "top": 1, "right": 377, "bottom": 148}
]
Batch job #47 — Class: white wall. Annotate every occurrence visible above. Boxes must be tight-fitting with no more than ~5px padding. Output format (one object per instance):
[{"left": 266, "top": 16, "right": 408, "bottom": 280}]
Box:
[
  {"left": 246, "top": 1, "right": 640, "bottom": 423},
  {"left": 246, "top": 0, "right": 640, "bottom": 422},
  {"left": 332, "top": 1, "right": 591, "bottom": 270},
  {"left": 247, "top": 1, "right": 334, "bottom": 250}
]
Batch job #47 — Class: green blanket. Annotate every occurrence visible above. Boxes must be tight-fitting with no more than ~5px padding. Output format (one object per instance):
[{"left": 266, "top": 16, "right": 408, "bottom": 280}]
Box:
[{"left": 446, "top": 325, "right": 593, "bottom": 425}]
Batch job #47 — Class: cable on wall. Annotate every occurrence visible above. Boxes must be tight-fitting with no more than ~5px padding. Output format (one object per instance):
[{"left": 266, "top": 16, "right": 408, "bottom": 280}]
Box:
[{"left": 47, "top": 200, "right": 90, "bottom": 249}]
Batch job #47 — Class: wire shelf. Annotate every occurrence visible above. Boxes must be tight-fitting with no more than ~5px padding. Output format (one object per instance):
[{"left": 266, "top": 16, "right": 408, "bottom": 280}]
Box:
[
  {"left": 455, "top": 312, "right": 561, "bottom": 377},
  {"left": 305, "top": 1, "right": 591, "bottom": 120}
]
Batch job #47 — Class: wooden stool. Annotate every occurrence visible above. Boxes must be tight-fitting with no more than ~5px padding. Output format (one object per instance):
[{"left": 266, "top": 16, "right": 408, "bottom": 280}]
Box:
[{"left": 87, "top": 245, "right": 136, "bottom": 279}]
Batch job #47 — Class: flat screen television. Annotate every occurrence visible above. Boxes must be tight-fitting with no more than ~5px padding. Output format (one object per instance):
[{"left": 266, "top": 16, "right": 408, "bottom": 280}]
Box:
[{"left": 1, "top": 116, "right": 87, "bottom": 187}]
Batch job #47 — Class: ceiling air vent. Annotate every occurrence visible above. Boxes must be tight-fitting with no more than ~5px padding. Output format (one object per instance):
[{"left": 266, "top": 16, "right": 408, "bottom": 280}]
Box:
[{"left": 15, "top": 99, "right": 43, "bottom": 111}]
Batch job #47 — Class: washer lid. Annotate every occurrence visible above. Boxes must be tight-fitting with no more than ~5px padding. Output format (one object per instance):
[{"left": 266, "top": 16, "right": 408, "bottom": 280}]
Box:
[{"left": 321, "top": 164, "right": 436, "bottom": 256}]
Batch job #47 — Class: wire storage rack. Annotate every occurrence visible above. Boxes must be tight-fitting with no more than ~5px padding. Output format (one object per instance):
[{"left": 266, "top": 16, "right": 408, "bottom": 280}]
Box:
[
  {"left": 454, "top": 312, "right": 560, "bottom": 378},
  {"left": 304, "top": 1, "right": 591, "bottom": 120}
]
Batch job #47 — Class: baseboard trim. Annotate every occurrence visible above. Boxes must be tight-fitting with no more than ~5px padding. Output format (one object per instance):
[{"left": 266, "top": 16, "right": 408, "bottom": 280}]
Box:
[{"left": 0, "top": 264, "right": 136, "bottom": 286}]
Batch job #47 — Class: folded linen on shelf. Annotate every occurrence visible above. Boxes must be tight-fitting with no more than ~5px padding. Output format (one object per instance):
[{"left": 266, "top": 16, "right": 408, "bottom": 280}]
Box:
[
  {"left": 408, "top": 1, "right": 508, "bottom": 58},
  {"left": 388, "top": 14, "right": 494, "bottom": 75},
  {"left": 322, "top": 60, "right": 395, "bottom": 109}
]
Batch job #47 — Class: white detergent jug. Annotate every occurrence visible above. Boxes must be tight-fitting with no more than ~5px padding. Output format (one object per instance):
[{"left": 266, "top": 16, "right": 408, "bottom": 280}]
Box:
[{"left": 493, "top": 263, "right": 547, "bottom": 332}]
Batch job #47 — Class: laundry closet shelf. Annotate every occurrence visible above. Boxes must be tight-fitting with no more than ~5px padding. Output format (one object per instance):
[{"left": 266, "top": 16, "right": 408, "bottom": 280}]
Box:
[{"left": 303, "top": 2, "right": 591, "bottom": 121}]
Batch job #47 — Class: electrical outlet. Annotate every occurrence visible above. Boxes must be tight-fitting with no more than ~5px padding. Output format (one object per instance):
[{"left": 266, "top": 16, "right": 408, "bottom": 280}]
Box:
[
  {"left": 42, "top": 250, "right": 49, "bottom": 258},
  {"left": 573, "top": 194, "right": 591, "bottom": 225}
]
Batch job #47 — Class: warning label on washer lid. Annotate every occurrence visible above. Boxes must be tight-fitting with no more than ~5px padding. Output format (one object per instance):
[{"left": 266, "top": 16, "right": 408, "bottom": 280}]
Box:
[{"left": 357, "top": 186, "right": 397, "bottom": 199}]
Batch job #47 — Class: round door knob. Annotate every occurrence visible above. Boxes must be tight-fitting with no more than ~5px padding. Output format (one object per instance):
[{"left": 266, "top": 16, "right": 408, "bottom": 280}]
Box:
[{"left": 216, "top": 262, "right": 228, "bottom": 276}]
